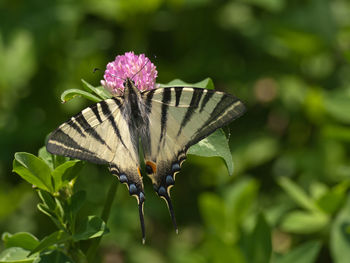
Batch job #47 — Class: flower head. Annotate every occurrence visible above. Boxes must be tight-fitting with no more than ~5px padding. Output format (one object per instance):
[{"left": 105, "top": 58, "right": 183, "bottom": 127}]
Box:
[{"left": 101, "top": 52, "right": 158, "bottom": 96}]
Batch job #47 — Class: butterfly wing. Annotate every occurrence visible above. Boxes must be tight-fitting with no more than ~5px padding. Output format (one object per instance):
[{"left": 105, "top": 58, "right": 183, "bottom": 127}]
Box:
[
  {"left": 141, "top": 87, "right": 245, "bottom": 230},
  {"left": 46, "top": 98, "right": 146, "bottom": 240}
]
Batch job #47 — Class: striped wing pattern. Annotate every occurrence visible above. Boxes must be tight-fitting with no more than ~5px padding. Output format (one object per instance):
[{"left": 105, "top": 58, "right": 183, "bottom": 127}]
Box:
[
  {"left": 46, "top": 98, "right": 144, "bottom": 197},
  {"left": 141, "top": 87, "right": 245, "bottom": 231}
]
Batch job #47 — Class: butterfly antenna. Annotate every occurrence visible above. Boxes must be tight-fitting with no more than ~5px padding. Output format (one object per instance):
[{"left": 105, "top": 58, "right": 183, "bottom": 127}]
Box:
[
  {"left": 163, "top": 194, "right": 178, "bottom": 234},
  {"left": 131, "top": 58, "right": 150, "bottom": 81},
  {"left": 106, "top": 72, "right": 126, "bottom": 82}
]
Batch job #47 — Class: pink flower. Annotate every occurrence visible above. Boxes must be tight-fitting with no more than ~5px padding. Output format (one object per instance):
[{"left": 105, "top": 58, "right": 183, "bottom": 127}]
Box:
[{"left": 101, "top": 52, "right": 158, "bottom": 96}]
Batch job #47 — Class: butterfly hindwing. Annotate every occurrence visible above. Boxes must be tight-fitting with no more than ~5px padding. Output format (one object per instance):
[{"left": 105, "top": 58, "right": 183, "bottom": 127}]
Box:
[{"left": 141, "top": 87, "right": 245, "bottom": 230}]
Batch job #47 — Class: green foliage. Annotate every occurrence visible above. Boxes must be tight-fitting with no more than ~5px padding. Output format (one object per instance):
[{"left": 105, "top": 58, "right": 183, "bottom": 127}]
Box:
[
  {"left": 72, "top": 216, "right": 109, "bottom": 241},
  {"left": 273, "top": 241, "right": 321, "bottom": 263},
  {"left": 0, "top": 247, "right": 37, "bottom": 263},
  {"left": 7, "top": 148, "right": 109, "bottom": 262},
  {"left": 244, "top": 214, "right": 272, "bottom": 263},
  {"left": 198, "top": 178, "right": 263, "bottom": 262},
  {"left": 330, "top": 196, "right": 350, "bottom": 263},
  {"left": 2, "top": 232, "right": 39, "bottom": 251},
  {"left": 277, "top": 177, "right": 350, "bottom": 236},
  {"left": 61, "top": 89, "right": 101, "bottom": 104},
  {"left": 13, "top": 153, "right": 53, "bottom": 193}
]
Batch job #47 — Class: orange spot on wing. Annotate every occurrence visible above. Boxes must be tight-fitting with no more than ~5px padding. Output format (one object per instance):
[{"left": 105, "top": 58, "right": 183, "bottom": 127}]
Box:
[
  {"left": 146, "top": 161, "right": 157, "bottom": 173},
  {"left": 137, "top": 167, "right": 142, "bottom": 178}
]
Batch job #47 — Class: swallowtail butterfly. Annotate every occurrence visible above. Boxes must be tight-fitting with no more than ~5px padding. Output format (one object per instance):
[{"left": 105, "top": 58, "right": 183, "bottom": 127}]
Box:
[{"left": 46, "top": 78, "right": 245, "bottom": 242}]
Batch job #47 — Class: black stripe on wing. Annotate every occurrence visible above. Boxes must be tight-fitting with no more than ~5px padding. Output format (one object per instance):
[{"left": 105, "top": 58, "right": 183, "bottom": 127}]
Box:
[
  {"left": 199, "top": 90, "right": 214, "bottom": 113},
  {"left": 176, "top": 88, "right": 204, "bottom": 136},
  {"left": 141, "top": 89, "right": 156, "bottom": 157},
  {"left": 174, "top": 87, "right": 183, "bottom": 107},
  {"left": 188, "top": 96, "right": 245, "bottom": 149},
  {"left": 68, "top": 120, "right": 86, "bottom": 138},
  {"left": 144, "top": 89, "right": 155, "bottom": 114},
  {"left": 74, "top": 113, "right": 107, "bottom": 145},
  {"left": 100, "top": 99, "right": 127, "bottom": 149},
  {"left": 90, "top": 104, "right": 103, "bottom": 123},
  {"left": 47, "top": 129, "right": 106, "bottom": 164},
  {"left": 159, "top": 88, "right": 171, "bottom": 142}
]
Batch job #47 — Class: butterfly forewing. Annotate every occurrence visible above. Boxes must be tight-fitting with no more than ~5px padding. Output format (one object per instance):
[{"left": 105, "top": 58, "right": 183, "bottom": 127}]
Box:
[
  {"left": 142, "top": 87, "right": 245, "bottom": 165},
  {"left": 48, "top": 99, "right": 118, "bottom": 163},
  {"left": 47, "top": 97, "right": 144, "bottom": 193}
]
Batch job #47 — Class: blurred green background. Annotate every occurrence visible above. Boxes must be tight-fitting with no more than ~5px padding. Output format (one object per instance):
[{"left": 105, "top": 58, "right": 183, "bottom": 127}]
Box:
[{"left": 1, "top": 0, "right": 350, "bottom": 262}]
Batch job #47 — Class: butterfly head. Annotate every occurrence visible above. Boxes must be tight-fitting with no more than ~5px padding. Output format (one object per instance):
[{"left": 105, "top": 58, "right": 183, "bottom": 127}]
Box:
[{"left": 123, "top": 77, "right": 135, "bottom": 90}]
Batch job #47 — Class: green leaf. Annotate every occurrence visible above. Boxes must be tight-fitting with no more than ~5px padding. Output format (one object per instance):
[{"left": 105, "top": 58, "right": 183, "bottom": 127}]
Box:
[
  {"left": 2, "top": 232, "right": 39, "bottom": 251},
  {"left": 81, "top": 79, "right": 112, "bottom": 100},
  {"left": 199, "top": 193, "right": 228, "bottom": 238},
  {"left": 54, "top": 198, "right": 65, "bottom": 220},
  {"left": 159, "top": 77, "right": 214, "bottom": 89},
  {"left": 233, "top": 136, "right": 279, "bottom": 174},
  {"left": 309, "top": 181, "right": 329, "bottom": 200},
  {"left": 52, "top": 160, "right": 82, "bottom": 192},
  {"left": 280, "top": 211, "right": 329, "bottom": 234},
  {"left": 37, "top": 190, "right": 56, "bottom": 211},
  {"left": 36, "top": 204, "right": 61, "bottom": 229},
  {"left": 69, "top": 190, "right": 86, "bottom": 218},
  {"left": 37, "top": 147, "right": 53, "bottom": 170},
  {"left": 13, "top": 152, "right": 53, "bottom": 193},
  {"left": 33, "top": 251, "right": 73, "bottom": 263},
  {"left": 316, "top": 182, "right": 349, "bottom": 214},
  {"left": 37, "top": 203, "right": 55, "bottom": 219},
  {"left": 188, "top": 129, "right": 234, "bottom": 175},
  {"left": 277, "top": 177, "right": 319, "bottom": 213},
  {"left": 29, "top": 231, "right": 71, "bottom": 255},
  {"left": 244, "top": 214, "right": 272, "bottom": 263},
  {"left": 73, "top": 215, "right": 109, "bottom": 241},
  {"left": 273, "top": 240, "right": 321, "bottom": 263},
  {"left": 325, "top": 93, "right": 350, "bottom": 124},
  {"left": 60, "top": 89, "right": 101, "bottom": 103},
  {"left": 330, "top": 195, "right": 350, "bottom": 263},
  {"left": 0, "top": 247, "right": 37, "bottom": 263},
  {"left": 225, "top": 178, "right": 259, "bottom": 225},
  {"left": 202, "top": 239, "right": 246, "bottom": 263},
  {"left": 52, "top": 155, "right": 69, "bottom": 169}
]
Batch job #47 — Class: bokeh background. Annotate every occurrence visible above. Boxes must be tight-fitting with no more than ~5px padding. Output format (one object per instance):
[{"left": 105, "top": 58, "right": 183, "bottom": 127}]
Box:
[{"left": 1, "top": 0, "right": 350, "bottom": 262}]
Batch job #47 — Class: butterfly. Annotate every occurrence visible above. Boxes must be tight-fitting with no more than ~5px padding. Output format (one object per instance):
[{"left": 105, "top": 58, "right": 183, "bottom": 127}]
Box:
[{"left": 46, "top": 78, "right": 245, "bottom": 242}]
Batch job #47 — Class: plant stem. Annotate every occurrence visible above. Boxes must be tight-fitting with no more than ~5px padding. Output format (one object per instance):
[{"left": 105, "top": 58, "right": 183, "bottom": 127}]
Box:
[{"left": 86, "top": 178, "right": 119, "bottom": 262}]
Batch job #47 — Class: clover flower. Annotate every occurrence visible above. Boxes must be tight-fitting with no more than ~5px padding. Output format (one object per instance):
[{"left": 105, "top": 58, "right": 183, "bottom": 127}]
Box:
[{"left": 101, "top": 52, "right": 158, "bottom": 96}]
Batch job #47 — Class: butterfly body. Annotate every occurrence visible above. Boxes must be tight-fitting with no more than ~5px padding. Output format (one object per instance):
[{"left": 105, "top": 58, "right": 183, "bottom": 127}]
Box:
[{"left": 46, "top": 78, "right": 245, "bottom": 242}]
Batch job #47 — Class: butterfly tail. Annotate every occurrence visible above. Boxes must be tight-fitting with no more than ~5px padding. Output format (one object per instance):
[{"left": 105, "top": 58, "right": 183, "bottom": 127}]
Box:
[
  {"left": 109, "top": 165, "right": 147, "bottom": 243},
  {"left": 157, "top": 187, "right": 178, "bottom": 234},
  {"left": 164, "top": 194, "right": 178, "bottom": 234}
]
